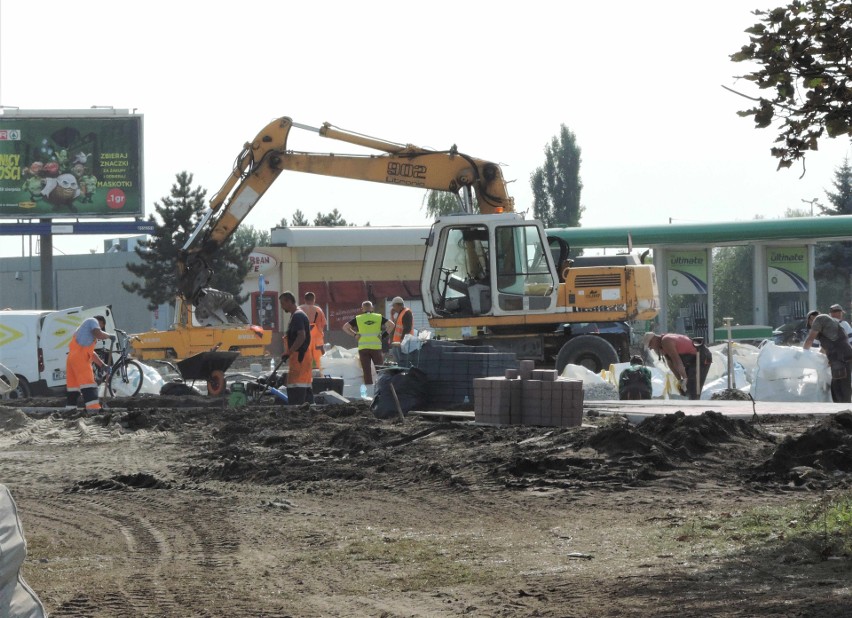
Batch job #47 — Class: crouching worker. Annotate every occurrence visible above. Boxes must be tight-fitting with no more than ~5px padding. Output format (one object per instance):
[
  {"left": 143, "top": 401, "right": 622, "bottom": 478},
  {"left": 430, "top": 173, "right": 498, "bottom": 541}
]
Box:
[
  {"left": 644, "top": 331, "right": 712, "bottom": 400},
  {"left": 279, "top": 291, "right": 314, "bottom": 405},
  {"left": 618, "top": 355, "right": 653, "bottom": 400},
  {"left": 66, "top": 315, "right": 114, "bottom": 412}
]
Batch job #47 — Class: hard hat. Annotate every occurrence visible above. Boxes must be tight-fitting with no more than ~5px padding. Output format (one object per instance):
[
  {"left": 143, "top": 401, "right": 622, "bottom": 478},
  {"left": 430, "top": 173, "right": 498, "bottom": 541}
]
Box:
[
  {"left": 830, "top": 303, "right": 844, "bottom": 312},
  {"left": 642, "top": 332, "right": 656, "bottom": 348},
  {"left": 391, "top": 296, "right": 404, "bottom": 305}
]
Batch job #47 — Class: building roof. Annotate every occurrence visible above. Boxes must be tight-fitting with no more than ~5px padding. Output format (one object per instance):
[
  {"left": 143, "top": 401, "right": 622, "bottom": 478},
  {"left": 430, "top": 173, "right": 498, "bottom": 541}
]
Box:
[{"left": 271, "top": 226, "right": 429, "bottom": 247}]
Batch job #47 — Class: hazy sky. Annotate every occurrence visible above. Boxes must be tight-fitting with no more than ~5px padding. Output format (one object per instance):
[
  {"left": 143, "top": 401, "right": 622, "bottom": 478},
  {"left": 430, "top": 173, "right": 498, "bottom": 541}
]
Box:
[{"left": 1, "top": 0, "right": 850, "bottom": 258}]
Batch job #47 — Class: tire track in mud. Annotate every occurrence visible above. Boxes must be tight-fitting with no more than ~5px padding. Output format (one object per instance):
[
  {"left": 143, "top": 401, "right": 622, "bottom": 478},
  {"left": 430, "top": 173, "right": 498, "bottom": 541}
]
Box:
[{"left": 21, "top": 481, "right": 270, "bottom": 616}]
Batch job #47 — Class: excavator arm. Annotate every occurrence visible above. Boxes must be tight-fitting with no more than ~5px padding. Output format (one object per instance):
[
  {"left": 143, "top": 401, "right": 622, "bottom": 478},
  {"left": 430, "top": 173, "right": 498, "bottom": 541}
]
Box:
[{"left": 177, "top": 116, "right": 514, "bottom": 318}]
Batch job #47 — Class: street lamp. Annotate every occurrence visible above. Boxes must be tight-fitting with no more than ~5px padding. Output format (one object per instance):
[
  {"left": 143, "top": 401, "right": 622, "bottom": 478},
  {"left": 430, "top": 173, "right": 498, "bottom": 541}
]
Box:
[{"left": 801, "top": 197, "right": 822, "bottom": 216}]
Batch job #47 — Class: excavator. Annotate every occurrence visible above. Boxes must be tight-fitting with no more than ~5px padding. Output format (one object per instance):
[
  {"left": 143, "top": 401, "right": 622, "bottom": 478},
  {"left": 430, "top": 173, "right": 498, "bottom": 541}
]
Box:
[{"left": 174, "top": 117, "right": 659, "bottom": 372}]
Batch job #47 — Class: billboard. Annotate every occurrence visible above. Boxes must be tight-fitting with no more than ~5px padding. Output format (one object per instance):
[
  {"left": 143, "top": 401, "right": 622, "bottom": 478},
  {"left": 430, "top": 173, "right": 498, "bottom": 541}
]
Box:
[
  {"left": 768, "top": 246, "right": 808, "bottom": 292},
  {"left": 0, "top": 113, "right": 143, "bottom": 218},
  {"left": 667, "top": 250, "right": 709, "bottom": 295}
]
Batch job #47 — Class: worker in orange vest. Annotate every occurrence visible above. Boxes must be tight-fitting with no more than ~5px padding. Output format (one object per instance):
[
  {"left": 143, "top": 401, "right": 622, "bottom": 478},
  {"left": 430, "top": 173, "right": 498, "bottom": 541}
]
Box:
[
  {"left": 389, "top": 296, "right": 414, "bottom": 366},
  {"left": 279, "top": 291, "right": 313, "bottom": 405},
  {"left": 299, "top": 291, "right": 327, "bottom": 372},
  {"left": 66, "top": 315, "right": 115, "bottom": 412}
]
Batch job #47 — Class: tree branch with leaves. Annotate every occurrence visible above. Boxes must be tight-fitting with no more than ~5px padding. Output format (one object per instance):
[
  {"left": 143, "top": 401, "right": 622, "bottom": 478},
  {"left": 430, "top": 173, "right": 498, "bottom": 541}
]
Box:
[{"left": 730, "top": 0, "right": 852, "bottom": 169}]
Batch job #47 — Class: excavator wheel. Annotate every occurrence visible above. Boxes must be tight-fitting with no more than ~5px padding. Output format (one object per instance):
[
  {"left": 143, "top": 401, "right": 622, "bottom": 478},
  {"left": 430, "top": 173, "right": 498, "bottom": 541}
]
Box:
[
  {"left": 207, "top": 370, "right": 227, "bottom": 397},
  {"left": 556, "top": 335, "right": 619, "bottom": 375}
]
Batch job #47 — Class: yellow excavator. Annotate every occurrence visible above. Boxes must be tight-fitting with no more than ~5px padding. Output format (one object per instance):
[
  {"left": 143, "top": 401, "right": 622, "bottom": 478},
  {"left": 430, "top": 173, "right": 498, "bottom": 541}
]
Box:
[{"left": 170, "top": 117, "right": 659, "bottom": 372}]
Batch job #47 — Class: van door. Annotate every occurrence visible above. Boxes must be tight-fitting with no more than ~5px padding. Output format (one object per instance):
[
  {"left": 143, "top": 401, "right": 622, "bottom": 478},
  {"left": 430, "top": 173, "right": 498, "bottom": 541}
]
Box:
[{"left": 0, "top": 313, "right": 46, "bottom": 386}]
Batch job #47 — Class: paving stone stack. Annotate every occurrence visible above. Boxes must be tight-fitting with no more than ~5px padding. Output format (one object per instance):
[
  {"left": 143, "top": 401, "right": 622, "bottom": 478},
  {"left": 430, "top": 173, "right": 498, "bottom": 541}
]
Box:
[
  {"left": 415, "top": 340, "right": 519, "bottom": 409},
  {"left": 473, "top": 360, "right": 584, "bottom": 427}
]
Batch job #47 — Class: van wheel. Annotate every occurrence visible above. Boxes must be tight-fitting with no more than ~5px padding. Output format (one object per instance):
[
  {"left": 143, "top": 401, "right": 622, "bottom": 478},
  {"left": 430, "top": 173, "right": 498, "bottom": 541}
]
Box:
[
  {"left": 556, "top": 335, "right": 619, "bottom": 375},
  {"left": 1, "top": 375, "right": 31, "bottom": 400}
]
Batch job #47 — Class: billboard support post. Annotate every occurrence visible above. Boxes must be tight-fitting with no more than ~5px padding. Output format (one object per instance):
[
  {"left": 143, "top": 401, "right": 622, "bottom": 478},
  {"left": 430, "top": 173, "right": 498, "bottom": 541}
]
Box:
[{"left": 40, "top": 221, "right": 53, "bottom": 309}]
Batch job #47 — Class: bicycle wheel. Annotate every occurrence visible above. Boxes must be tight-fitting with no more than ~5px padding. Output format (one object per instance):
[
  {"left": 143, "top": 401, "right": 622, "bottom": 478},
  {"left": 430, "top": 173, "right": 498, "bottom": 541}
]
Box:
[{"left": 108, "top": 360, "right": 144, "bottom": 397}]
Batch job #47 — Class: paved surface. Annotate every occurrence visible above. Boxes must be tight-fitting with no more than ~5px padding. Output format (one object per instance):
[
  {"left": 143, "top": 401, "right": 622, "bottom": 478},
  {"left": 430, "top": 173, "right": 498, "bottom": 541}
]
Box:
[
  {"left": 411, "top": 399, "right": 852, "bottom": 425},
  {"left": 585, "top": 398, "right": 852, "bottom": 423}
]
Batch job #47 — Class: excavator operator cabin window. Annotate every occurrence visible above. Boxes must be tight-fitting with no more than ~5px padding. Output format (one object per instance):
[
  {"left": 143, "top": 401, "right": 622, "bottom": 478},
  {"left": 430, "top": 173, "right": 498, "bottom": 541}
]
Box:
[
  {"left": 495, "top": 225, "right": 555, "bottom": 312},
  {"left": 430, "top": 225, "right": 490, "bottom": 316}
]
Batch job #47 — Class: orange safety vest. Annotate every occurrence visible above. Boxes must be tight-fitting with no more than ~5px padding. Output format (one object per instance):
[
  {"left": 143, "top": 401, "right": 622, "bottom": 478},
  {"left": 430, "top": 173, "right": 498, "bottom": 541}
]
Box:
[{"left": 391, "top": 307, "right": 413, "bottom": 345}]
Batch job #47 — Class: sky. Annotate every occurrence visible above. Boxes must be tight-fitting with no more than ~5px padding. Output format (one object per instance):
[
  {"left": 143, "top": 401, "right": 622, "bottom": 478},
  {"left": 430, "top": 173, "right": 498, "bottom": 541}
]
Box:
[{"left": 1, "top": 0, "right": 850, "bottom": 258}]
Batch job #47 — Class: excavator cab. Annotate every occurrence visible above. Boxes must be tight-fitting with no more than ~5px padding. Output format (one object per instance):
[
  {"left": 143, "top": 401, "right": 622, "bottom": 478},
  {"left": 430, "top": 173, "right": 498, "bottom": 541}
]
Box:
[{"left": 422, "top": 213, "right": 558, "bottom": 321}]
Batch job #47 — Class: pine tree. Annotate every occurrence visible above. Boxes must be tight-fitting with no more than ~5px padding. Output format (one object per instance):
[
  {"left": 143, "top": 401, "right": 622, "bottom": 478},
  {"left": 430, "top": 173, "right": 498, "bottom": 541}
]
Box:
[
  {"left": 313, "top": 209, "right": 349, "bottom": 226},
  {"left": 815, "top": 158, "right": 852, "bottom": 307},
  {"left": 123, "top": 172, "right": 254, "bottom": 310},
  {"left": 291, "top": 210, "right": 309, "bottom": 226}
]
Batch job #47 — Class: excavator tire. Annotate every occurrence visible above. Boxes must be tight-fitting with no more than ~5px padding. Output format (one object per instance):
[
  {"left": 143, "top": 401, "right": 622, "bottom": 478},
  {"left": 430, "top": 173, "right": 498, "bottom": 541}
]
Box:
[
  {"left": 556, "top": 335, "right": 619, "bottom": 375},
  {"left": 207, "top": 370, "right": 227, "bottom": 397}
]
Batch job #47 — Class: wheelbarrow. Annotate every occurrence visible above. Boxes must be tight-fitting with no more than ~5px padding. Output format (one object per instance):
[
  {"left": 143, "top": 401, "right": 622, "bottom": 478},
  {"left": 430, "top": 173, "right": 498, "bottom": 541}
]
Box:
[{"left": 175, "top": 350, "right": 240, "bottom": 397}]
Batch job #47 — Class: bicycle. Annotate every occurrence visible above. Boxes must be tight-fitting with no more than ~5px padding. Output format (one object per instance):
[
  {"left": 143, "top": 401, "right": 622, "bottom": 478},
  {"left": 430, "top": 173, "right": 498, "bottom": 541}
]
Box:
[{"left": 95, "top": 329, "right": 145, "bottom": 397}]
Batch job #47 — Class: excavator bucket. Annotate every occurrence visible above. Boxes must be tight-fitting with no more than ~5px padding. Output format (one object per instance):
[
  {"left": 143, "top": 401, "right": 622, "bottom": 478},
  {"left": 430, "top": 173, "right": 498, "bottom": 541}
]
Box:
[{"left": 194, "top": 288, "right": 249, "bottom": 325}]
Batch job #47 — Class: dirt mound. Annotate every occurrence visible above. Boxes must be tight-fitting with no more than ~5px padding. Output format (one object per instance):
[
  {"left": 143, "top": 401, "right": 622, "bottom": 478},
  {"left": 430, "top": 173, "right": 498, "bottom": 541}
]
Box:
[
  {"left": 755, "top": 412, "right": 852, "bottom": 486},
  {"left": 637, "top": 410, "right": 767, "bottom": 458},
  {"left": 328, "top": 425, "right": 390, "bottom": 454},
  {"left": 586, "top": 417, "right": 663, "bottom": 457},
  {"left": 711, "top": 389, "right": 754, "bottom": 401}
]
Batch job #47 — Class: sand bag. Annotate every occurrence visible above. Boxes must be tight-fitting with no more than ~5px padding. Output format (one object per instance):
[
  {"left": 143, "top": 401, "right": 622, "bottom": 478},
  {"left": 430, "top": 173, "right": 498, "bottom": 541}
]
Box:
[{"left": 0, "top": 485, "right": 47, "bottom": 617}]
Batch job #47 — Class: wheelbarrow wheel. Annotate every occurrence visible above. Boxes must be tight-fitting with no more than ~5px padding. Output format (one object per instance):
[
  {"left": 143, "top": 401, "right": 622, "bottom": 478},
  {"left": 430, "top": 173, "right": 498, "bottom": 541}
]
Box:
[{"left": 207, "top": 370, "right": 226, "bottom": 396}]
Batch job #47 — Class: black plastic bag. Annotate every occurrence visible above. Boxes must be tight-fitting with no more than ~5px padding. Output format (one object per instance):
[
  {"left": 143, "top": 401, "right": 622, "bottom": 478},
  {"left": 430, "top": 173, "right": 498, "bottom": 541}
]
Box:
[{"left": 371, "top": 368, "right": 429, "bottom": 419}]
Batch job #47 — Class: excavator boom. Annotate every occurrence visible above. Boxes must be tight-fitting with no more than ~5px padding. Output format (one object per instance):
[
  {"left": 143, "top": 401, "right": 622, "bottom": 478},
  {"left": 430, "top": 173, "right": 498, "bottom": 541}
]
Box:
[{"left": 177, "top": 117, "right": 514, "bottom": 314}]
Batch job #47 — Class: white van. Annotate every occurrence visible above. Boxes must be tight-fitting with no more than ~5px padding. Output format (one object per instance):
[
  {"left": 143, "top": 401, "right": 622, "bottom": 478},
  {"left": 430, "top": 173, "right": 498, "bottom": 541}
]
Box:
[{"left": 0, "top": 305, "right": 116, "bottom": 398}]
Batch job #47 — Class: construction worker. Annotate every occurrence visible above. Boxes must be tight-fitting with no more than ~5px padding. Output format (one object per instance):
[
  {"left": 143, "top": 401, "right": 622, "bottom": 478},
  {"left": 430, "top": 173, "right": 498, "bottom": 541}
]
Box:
[
  {"left": 279, "top": 291, "right": 313, "bottom": 405},
  {"left": 618, "top": 355, "right": 653, "bottom": 400},
  {"left": 803, "top": 309, "right": 852, "bottom": 403},
  {"left": 342, "top": 300, "right": 394, "bottom": 392},
  {"left": 299, "top": 291, "right": 327, "bottom": 372},
  {"left": 643, "top": 331, "right": 712, "bottom": 400},
  {"left": 389, "top": 296, "right": 414, "bottom": 366},
  {"left": 828, "top": 303, "right": 852, "bottom": 342},
  {"left": 65, "top": 315, "right": 114, "bottom": 412}
]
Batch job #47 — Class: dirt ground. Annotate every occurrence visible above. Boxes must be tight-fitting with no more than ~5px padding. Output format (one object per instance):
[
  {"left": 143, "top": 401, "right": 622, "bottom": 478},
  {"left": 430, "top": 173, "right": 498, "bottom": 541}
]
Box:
[{"left": 1, "top": 394, "right": 851, "bottom": 617}]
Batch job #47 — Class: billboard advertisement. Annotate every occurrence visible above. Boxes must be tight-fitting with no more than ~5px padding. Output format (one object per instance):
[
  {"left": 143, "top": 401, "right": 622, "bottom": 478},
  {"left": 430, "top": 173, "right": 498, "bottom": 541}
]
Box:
[
  {"left": 0, "top": 114, "right": 143, "bottom": 218},
  {"left": 667, "top": 250, "right": 709, "bottom": 295},
  {"left": 768, "top": 246, "right": 808, "bottom": 292}
]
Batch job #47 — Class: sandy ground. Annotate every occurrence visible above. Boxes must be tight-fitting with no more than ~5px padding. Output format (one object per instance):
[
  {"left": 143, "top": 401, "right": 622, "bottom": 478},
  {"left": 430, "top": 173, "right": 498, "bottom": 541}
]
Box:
[{"left": 1, "top": 395, "right": 851, "bottom": 617}]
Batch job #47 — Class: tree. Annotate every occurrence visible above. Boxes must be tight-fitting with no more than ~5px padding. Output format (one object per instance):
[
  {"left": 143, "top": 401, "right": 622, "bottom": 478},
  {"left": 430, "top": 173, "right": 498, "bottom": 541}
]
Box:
[
  {"left": 815, "top": 157, "right": 852, "bottom": 305},
  {"left": 530, "top": 125, "right": 584, "bottom": 227},
  {"left": 818, "top": 157, "right": 852, "bottom": 215},
  {"left": 123, "top": 172, "right": 253, "bottom": 310},
  {"left": 713, "top": 245, "right": 755, "bottom": 326},
  {"left": 784, "top": 206, "right": 811, "bottom": 217},
  {"left": 233, "top": 225, "right": 269, "bottom": 250},
  {"left": 422, "top": 190, "right": 463, "bottom": 218},
  {"left": 290, "top": 210, "right": 310, "bottom": 226},
  {"left": 313, "top": 208, "right": 349, "bottom": 226},
  {"left": 730, "top": 1, "right": 852, "bottom": 169}
]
